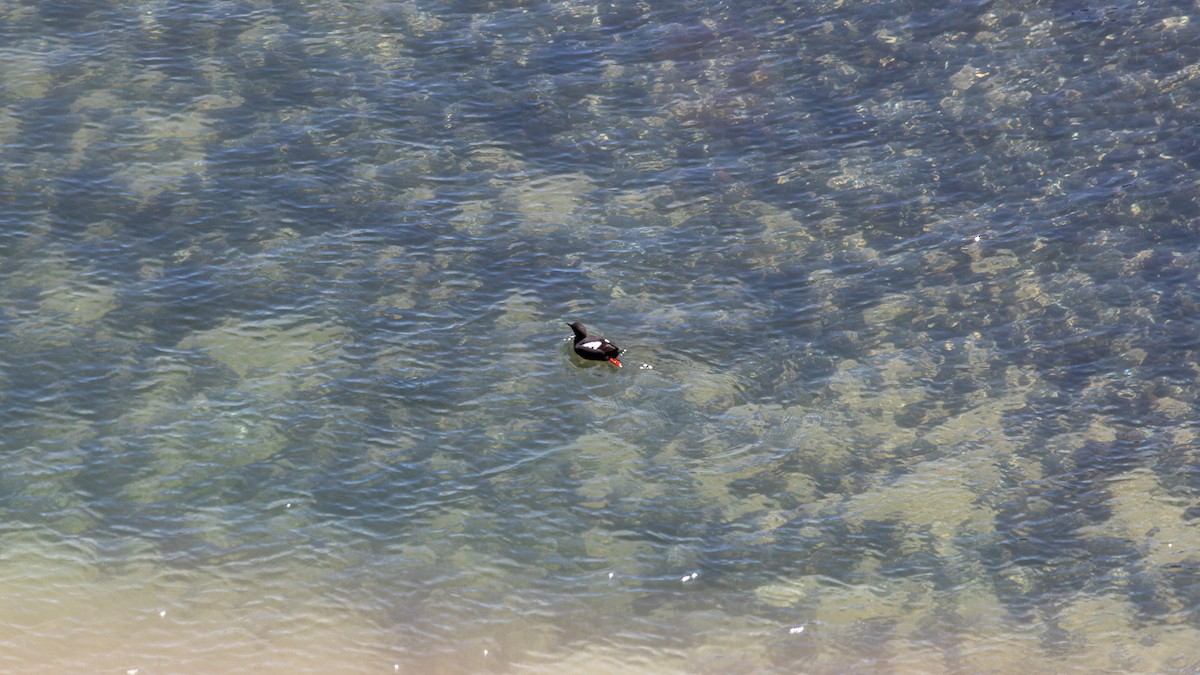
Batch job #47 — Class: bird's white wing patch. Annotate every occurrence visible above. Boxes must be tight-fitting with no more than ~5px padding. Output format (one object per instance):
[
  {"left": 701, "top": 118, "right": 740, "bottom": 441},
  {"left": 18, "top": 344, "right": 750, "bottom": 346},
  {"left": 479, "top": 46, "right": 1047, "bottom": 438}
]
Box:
[{"left": 580, "top": 340, "right": 603, "bottom": 350}]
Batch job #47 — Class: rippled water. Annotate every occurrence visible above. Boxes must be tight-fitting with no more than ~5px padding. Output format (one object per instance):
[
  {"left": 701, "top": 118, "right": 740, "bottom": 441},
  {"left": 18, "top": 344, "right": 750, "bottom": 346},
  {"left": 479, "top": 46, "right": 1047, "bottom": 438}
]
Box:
[{"left": 2, "top": 0, "right": 1200, "bottom": 672}]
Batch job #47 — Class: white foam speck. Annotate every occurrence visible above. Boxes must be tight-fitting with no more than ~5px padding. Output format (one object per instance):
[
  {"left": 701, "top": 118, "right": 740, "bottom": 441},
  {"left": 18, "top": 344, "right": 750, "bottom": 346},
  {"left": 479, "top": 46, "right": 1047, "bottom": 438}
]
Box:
[{"left": 789, "top": 625, "right": 806, "bottom": 634}]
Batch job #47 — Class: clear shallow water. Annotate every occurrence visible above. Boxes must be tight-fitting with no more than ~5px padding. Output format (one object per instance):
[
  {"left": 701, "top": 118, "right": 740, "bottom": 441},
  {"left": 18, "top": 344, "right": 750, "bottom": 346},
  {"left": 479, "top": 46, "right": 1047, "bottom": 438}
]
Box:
[{"left": 2, "top": 0, "right": 1200, "bottom": 671}]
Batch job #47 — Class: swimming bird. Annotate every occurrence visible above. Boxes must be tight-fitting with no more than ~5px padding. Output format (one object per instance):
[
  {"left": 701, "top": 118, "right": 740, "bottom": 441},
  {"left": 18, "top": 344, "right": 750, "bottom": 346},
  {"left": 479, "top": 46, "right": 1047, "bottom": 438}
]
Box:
[{"left": 567, "top": 321, "right": 622, "bottom": 367}]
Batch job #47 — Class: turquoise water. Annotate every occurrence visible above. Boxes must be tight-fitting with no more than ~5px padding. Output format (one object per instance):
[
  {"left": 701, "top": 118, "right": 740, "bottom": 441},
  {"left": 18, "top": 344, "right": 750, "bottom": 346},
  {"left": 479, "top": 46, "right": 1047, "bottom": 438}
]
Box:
[{"left": 3, "top": 0, "right": 1200, "bottom": 671}]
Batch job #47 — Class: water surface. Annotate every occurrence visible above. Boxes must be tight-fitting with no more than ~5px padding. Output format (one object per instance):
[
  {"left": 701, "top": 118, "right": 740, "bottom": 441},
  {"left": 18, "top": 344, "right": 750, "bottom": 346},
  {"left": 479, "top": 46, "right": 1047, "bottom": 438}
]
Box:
[{"left": 2, "top": 0, "right": 1200, "bottom": 672}]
